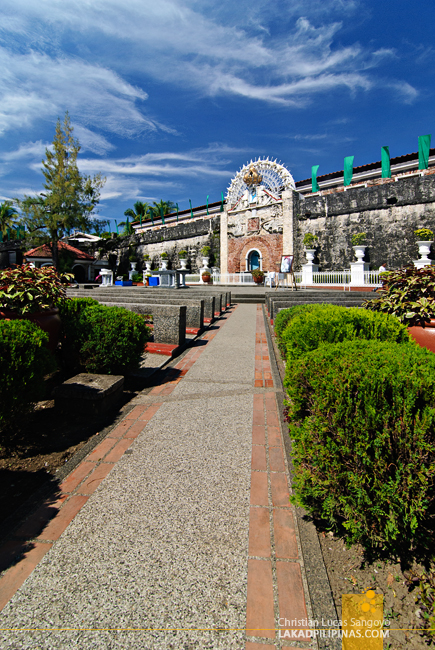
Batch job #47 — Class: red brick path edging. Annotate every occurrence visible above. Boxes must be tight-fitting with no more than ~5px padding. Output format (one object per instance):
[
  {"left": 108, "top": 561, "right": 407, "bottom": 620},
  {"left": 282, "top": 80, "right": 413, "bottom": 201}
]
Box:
[
  {"left": 245, "top": 306, "right": 312, "bottom": 648},
  {"left": 0, "top": 311, "right": 234, "bottom": 612},
  {"left": 0, "top": 304, "right": 313, "bottom": 650}
]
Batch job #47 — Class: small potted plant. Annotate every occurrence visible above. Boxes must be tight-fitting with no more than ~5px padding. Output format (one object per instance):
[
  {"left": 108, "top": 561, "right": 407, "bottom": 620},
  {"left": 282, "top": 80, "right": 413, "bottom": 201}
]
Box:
[
  {"left": 201, "top": 270, "right": 212, "bottom": 284},
  {"left": 178, "top": 250, "right": 188, "bottom": 270},
  {"left": 303, "top": 233, "right": 319, "bottom": 264},
  {"left": 160, "top": 251, "right": 168, "bottom": 270},
  {"left": 363, "top": 265, "right": 435, "bottom": 351},
  {"left": 414, "top": 228, "right": 434, "bottom": 268},
  {"left": 201, "top": 246, "right": 211, "bottom": 268},
  {"left": 143, "top": 271, "right": 152, "bottom": 287},
  {"left": 132, "top": 272, "right": 143, "bottom": 286},
  {"left": 351, "top": 232, "right": 367, "bottom": 262},
  {"left": 251, "top": 269, "right": 265, "bottom": 285},
  {"left": 0, "top": 264, "right": 73, "bottom": 351},
  {"left": 143, "top": 253, "right": 152, "bottom": 271},
  {"left": 128, "top": 247, "right": 137, "bottom": 270}
]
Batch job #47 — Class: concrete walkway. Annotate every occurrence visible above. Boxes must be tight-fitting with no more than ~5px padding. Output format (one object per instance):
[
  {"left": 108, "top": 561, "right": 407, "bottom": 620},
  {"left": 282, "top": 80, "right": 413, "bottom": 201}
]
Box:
[{"left": 0, "top": 304, "right": 313, "bottom": 649}]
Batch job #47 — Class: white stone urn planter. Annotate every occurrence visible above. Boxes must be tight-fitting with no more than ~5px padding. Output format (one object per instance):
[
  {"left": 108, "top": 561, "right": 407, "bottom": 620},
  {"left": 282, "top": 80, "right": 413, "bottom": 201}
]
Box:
[
  {"left": 415, "top": 241, "right": 434, "bottom": 268},
  {"left": 160, "top": 259, "right": 168, "bottom": 270},
  {"left": 202, "top": 256, "right": 210, "bottom": 268},
  {"left": 130, "top": 261, "right": 137, "bottom": 271},
  {"left": 145, "top": 261, "right": 152, "bottom": 271},
  {"left": 179, "top": 259, "right": 188, "bottom": 270},
  {"left": 353, "top": 245, "right": 367, "bottom": 262},
  {"left": 304, "top": 249, "right": 316, "bottom": 264}
]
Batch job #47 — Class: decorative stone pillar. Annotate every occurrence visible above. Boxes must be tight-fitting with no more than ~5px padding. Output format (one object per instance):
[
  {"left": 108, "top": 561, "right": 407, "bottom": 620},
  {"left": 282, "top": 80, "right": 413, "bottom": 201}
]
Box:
[
  {"left": 301, "top": 248, "right": 318, "bottom": 284},
  {"left": 351, "top": 245, "right": 369, "bottom": 285},
  {"left": 414, "top": 241, "right": 435, "bottom": 269},
  {"left": 100, "top": 269, "right": 113, "bottom": 286},
  {"left": 350, "top": 262, "right": 369, "bottom": 286}
]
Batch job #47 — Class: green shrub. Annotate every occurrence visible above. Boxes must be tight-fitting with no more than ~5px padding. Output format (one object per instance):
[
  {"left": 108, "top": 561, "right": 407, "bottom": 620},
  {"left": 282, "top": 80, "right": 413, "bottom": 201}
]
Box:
[
  {"left": 282, "top": 304, "right": 411, "bottom": 362},
  {"left": 79, "top": 306, "right": 150, "bottom": 373},
  {"left": 363, "top": 265, "right": 435, "bottom": 327},
  {"left": 58, "top": 298, "right": 100, "bottom": 371},
  {"left": 274, "top": 304, "right": 324, "bottom": 359},
  {"left": 285, "top": 340, "right": 435, "bottom": 555},
  {"left": 132, "top": 272, "right": 143, "bottom": 282},
  {"left": 60, "top": 300, "right": 150, "bottom": 374},
  {"left": 0, "top": 320, "right": 55, "bottom": 432}
]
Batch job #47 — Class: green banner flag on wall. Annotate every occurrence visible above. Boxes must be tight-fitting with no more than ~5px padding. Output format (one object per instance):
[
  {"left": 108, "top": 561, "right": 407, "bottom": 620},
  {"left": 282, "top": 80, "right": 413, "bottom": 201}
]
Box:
[
  {"left": 381, "top": 146, "right": 391, "bottom": 178},
  {"left": 206, "top": 195, "right": 209, "bottom": 215},
  {"left": 160, "top": 206, "right": 165, "bottom": 225},
  {"left": 189, "top": 199, "right": 193, "bottom": 218},
  {"left": 176, "top": 203, "right": 179, "bottom": 222},
  {"left": 220, "top": 191, "right": 224, "bottom": 212},
  {"left": 381, "top": 147, "right": 391, "bottom": 178},
  {"left": 343, "top": 156, "right": 354, "bottom": 187},
  {"left": 418, "top": 134, "right": 431, "bottom": 170},
  {"left": 311, "top": 165, "right": 320, "bottom": 192},
  {"left": 115, "top": 220, "right": 119, "bottom": 234}
]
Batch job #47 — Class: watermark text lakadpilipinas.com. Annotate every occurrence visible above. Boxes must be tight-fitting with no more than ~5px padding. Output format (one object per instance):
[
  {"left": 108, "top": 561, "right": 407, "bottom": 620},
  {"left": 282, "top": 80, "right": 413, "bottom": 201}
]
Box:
[{"left": 278, "top": 590, "right": 389, "bottom": 647}]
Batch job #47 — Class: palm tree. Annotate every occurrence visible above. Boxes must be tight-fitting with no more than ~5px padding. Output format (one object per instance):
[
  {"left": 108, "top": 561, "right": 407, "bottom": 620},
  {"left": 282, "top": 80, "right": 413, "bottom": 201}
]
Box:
[
  {"left": 0, "top": 201, "right": 20, "bottom": 239},
  {"left": 151, "top": 200, "right": 175, "bottom": 220},
  {"left": 124, "top": 201, "right": 152, "bottom": 224}
]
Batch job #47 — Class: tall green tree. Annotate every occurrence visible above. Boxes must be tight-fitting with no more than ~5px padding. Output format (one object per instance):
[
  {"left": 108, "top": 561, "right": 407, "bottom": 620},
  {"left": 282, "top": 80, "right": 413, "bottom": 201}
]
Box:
[
  {"left": 0, "top": 201, "right": 19, "bottom": 239},
  {"left": 18, "top": 113, "right": 105, "bottom": 270},
  {"left": 151, "top": 199, "right": 175, "bottom": 219},
  {"left": 124, "top": 201, "right": 152, "bottom": 223}
]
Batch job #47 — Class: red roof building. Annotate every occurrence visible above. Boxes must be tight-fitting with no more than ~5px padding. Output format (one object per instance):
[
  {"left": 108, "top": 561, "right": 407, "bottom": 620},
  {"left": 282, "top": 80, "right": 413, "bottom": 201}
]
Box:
[{"left": 24, "top": 241, "right": 97, "bottom": 283}]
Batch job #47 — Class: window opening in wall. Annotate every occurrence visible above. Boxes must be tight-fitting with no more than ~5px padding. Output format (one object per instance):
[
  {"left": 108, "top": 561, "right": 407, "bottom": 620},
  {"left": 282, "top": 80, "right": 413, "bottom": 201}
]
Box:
[{"left": 248, "top": 250, "right": 261, "bottom": 270}]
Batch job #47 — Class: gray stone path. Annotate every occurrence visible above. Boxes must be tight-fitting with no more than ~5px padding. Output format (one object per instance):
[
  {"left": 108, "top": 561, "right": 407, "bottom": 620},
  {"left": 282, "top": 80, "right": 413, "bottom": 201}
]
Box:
[{"left": 0, "top": 305, "right": 258, "bottom": 649}]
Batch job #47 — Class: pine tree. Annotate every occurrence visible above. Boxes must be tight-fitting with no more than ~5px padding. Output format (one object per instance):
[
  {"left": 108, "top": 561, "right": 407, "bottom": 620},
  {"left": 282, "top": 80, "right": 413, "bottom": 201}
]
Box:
[{"left": 19, "top": 113, "right": 105, "bottom": 270}]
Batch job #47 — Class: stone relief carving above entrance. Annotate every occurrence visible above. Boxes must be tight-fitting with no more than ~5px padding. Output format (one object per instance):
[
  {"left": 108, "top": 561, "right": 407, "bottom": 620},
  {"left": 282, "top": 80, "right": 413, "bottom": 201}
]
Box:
[{"left": 226, "top": 158, "right": 296, "bottom": 211}]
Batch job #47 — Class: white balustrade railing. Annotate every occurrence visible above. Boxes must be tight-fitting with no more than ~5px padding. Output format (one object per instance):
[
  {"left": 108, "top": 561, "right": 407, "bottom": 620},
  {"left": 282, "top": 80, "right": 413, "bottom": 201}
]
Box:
[
  {"left": 184, "top": 274, "right": 201, "bottom": 284},
  {"left": 212, "top": 272, "right": 256, "bottom": 285},
  {"left": 185, "top": 269, "right": 382, "bottom": 287},
  {"left": 364, "top": 270, "right": 381, "bottom": 285},
  {"left": 312, "top": 270, "right": 352, "bottom": 285}
]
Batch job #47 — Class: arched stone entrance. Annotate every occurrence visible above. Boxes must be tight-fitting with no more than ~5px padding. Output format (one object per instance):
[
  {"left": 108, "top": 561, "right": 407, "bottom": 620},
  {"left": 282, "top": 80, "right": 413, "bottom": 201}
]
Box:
[
  {"left": 220, "top": 158, "right": 296, "bottom": 276},
  {"left": 246, "top": 249, "right": 261, "bottom": 271}
]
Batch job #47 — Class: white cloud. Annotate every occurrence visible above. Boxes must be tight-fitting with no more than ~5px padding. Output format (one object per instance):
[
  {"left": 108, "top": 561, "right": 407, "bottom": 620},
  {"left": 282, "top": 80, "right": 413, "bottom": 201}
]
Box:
[
  {"left": 0, "top": 46, "right": 159, "bottom": 138},
  {"left": 1, "top": 140, "right": 50, "bottom": 161},
  {"left": 0, "top": 0, "right": 417, "bottom": 125},
  {"left": 73, "top": 126, "right": 115, "bottom": 155}
]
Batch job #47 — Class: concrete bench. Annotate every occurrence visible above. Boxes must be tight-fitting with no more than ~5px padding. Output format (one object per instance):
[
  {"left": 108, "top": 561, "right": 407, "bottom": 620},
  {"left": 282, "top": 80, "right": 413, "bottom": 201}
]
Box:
[
  {"left": 99, "top": 298, "right": 204, "bottom": 334},
  {"left": 102, "top": 303, "right": 186, "bottom": 353},
  {"left": 269, "top": 298, "right": 371, "bottom": 323}
]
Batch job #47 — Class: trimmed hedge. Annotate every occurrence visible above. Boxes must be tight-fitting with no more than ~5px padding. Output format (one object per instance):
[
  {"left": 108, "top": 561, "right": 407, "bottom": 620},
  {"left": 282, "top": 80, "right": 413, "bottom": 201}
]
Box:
[
  {"left": 59, "top": 298, "right": 150, "bottom": 374},
  {"left": 274, "top": 304, "right": 323, "bottom": 359},
  {"left": 284, "top": 340, "right": 435, "bottom": 554},
  {"left": 281, "top": 304, "right": 411, "bottom": 362},
  {"left": 0, "top": 319, "right": 55, "bottom": 432}
]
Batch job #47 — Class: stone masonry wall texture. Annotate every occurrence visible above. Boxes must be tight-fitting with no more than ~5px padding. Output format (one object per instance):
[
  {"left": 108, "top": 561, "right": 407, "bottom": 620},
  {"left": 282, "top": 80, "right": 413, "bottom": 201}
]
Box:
[
  {"left": 294, "top": 173, "right": 435, "bottom": 270},
  {"left": 97, "top": 173, "right": 435, "bottom": 273}
]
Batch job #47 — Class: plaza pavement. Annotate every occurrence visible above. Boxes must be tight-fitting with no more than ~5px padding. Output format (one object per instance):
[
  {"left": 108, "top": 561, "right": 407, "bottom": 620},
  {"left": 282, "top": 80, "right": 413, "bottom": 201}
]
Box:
[{"left": 0, "top": 304, "right": 314, "bottom": 649}]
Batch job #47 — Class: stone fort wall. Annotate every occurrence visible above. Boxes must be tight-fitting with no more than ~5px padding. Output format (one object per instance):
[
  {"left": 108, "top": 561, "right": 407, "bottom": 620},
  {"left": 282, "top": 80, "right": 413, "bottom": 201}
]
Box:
[
  {"left": 98, "top": 169, "right": 435, "bottom": 274},
  {"left": 293, "top": 170, "right": 435, "bottom": 270}
]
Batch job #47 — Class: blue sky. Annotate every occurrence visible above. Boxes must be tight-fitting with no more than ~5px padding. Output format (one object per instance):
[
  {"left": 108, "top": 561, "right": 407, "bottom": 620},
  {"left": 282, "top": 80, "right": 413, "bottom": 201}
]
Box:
[{"left": 0, "top": 0, "right": 434, "bottom": 230}]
